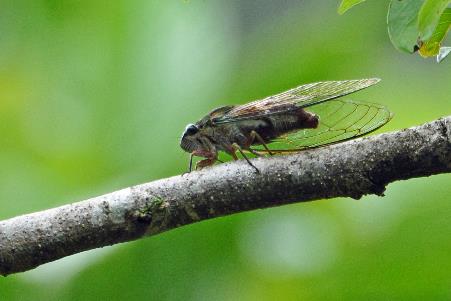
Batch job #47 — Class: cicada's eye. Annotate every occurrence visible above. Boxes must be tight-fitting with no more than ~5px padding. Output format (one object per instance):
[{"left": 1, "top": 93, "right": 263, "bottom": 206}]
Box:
[
  {"left": 183, "top": 124, "right": 199, "bottom": 137},
  {"left": 180, "top": 123, "right": 200, "bottom": 152}
]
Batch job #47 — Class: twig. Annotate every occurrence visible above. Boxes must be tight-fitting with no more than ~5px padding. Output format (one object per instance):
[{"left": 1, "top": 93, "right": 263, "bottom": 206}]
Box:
[{"left": 1, "top": 116, "right": 450, "bottom": 276}]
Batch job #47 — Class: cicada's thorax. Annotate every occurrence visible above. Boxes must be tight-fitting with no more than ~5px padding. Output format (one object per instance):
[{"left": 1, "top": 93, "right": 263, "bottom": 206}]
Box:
[{"left": 208, "top": 108, "right": 319, "bottom": 151}]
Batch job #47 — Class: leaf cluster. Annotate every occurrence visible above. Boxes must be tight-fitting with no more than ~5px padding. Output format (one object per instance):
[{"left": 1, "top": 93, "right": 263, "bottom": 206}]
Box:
[{"left": 339, "top": 0, "right": 451, "bottom": 62}]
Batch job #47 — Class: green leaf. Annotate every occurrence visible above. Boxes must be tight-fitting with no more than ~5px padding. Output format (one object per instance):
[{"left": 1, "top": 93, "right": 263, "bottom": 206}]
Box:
[
  {"left": 338, "top": 0, "right": 367, "bottom": 15},
  {"left": 437, "top": 47, "right": 451, "bottom": 63},
  {"left": 418, "top": 0, "right": 451, "bottom": 40},
  {"left": 387, "top": 0, "right": 424, "bottom": 53},
  {"left": 418, "top": 8, "right": 451, "bottom": 57},
  {"left": 437, "top": 46, "right": 451, "bottom": 62}
]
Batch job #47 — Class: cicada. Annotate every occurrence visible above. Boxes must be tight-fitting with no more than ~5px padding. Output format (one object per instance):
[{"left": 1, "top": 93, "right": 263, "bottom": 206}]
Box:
[{"left": 180, "top": 78, "right": 392, "bottom": 172}]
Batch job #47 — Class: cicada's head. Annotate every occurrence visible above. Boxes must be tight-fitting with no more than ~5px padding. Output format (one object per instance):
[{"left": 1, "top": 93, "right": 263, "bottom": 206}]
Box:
[{"left": 180, "top": 123, "right": 202, "bottom": 153}]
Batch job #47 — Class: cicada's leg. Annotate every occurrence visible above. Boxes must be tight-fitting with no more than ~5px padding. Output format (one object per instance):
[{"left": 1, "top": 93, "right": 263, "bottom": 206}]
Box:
[
  {"left": 232, "top": 143, "right": 260, "bottom": 173},
  {"left": 230, "top": 151, "right": 239, "bottom": 160},
  {"left": 188, "top": 153, "right": 194, "bottom": 172},
  {"left": 190, "top": 150, "right": 218, "bottom": 171},
  {"left": 196, "top": 158, "right": 216, "bottom": 170},
  {"left": 250, "top": 130, "right": 273, "bottom": 156}
]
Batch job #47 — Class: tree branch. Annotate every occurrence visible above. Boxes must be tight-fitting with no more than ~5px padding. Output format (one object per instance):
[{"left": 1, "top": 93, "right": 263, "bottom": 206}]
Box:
[{"left": 1, "top": 116, "right": 451, "bottom": 276}]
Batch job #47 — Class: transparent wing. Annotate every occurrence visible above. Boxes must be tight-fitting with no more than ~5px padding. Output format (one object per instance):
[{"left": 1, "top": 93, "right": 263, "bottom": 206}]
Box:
[
  {"left": 253, "top": 99, "right": 393, "bottom": 152},
  {"left": 213, "top": 78, "right": 380, "bottom": 124}
]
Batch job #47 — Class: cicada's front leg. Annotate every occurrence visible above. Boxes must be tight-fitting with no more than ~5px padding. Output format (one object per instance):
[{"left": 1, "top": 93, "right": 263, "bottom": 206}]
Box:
[{"left": 190, "top": 149, "right": 218, "bottom": 171}]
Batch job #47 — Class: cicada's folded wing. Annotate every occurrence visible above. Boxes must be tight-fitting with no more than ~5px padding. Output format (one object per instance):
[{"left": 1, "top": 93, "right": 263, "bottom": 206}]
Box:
[
  {"left": 212, "top": 78, "right": 380, "bottom": 124},
  {"left": 254, "top": 99, "right": 393, "bottom": 152}
]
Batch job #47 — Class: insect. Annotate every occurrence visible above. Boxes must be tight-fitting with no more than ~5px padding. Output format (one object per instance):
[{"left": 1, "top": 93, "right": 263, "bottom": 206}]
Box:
[{"left": 180, "top": 78, "right": 392, "bottom": 172}]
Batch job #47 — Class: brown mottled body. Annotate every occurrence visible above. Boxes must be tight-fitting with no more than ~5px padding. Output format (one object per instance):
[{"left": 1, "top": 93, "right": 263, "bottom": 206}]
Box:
[
  {"left": 180, "top": 106, "right": 318, "bottom": 170},
  {"left": 212, "top": 108, "right": 318, "bottom": 151},
  {"left": 179, "top": 78, "right": 389, "bottom": 171}
]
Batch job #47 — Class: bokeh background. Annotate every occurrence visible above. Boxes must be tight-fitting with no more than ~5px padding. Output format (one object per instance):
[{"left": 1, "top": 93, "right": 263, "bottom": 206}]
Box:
[{"left": 1, "top": 1, "right": 450, "bottom": 300}]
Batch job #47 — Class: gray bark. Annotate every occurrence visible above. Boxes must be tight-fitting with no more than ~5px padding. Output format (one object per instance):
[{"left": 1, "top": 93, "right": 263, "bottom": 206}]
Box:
[{"left": 1, "top": 116, "right": 450, "bottom": 276}]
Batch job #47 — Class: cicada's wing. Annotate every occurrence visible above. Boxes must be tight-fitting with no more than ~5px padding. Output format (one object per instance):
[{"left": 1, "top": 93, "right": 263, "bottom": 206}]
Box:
[
  {"left": 212, "top": 78, "right": 380, "bottom": 124},
  {"left": 253, "top": 99, "right": 393, "bottom": 152}
]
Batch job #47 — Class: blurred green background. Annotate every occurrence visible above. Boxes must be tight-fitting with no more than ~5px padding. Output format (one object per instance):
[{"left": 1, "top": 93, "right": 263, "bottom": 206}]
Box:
[{"left": 1, "top": 1, "right": 450, "bottom": 300}]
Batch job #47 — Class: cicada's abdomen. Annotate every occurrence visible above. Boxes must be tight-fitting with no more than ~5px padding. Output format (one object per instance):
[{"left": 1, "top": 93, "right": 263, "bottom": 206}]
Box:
[
  {"left": 216, "top": 108, "right": 320, "bottom": 148},
  {"left": 251, "top": 108, "right": 318, "bottom": 143}
]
